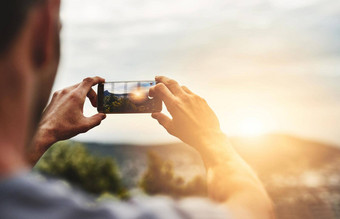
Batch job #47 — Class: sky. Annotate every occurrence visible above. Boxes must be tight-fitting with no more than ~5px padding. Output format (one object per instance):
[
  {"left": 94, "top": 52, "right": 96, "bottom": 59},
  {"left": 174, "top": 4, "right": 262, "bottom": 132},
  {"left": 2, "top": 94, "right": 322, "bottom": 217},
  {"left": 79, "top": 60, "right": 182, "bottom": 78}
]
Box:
[{"left": 53, "top": 0, "right": 340, "bottom": 145}]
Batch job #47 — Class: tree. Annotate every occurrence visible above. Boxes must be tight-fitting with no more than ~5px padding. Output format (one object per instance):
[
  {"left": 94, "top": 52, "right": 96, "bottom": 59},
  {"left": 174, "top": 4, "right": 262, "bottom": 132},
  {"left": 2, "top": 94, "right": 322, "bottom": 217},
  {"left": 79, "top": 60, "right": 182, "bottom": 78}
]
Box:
[
  {"left": 139, "top": 151, "right": 207, "bottom": 198},
  {"left": 34, "top": 141, "right": 129, "bottom": 199}
]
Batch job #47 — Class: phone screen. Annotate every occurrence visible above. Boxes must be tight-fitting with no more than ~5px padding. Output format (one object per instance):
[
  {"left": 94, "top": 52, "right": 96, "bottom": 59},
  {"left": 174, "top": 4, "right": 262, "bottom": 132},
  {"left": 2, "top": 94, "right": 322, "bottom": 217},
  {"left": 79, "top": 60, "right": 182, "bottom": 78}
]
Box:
[{"left": 97, "top": 81, "right": 162, "bottom": 114}]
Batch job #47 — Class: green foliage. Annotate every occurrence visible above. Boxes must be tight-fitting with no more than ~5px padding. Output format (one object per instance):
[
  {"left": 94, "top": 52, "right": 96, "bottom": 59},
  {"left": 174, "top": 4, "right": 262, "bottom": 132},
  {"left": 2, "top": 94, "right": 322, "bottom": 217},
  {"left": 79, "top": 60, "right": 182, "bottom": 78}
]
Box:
[
  {"left": 104, "top": 95, "right": 138, "bottom": 113},
  {"left": 139, "top": 151, "right": 207, "bottom": 198},
  {"left": 35, "top": 141, "right": 129, "bottom": 199}
]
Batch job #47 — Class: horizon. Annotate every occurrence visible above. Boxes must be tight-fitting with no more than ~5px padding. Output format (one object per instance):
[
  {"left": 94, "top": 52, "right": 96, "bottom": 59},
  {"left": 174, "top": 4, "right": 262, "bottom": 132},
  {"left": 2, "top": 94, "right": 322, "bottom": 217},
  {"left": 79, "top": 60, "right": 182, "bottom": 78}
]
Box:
[{"left": 75, "top": 132, "right": 340, "bottom": 149}]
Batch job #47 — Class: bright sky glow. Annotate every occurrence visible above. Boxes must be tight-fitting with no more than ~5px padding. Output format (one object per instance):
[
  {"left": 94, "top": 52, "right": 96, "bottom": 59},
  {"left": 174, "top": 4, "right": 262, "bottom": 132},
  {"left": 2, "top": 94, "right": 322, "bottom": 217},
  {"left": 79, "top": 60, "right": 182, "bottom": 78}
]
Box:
[
  {"left": 54, "top": 0, "right": 340, "bottom": 145},
  {"left": 237, "top": 117, "right": 267, "bottom": 137}
]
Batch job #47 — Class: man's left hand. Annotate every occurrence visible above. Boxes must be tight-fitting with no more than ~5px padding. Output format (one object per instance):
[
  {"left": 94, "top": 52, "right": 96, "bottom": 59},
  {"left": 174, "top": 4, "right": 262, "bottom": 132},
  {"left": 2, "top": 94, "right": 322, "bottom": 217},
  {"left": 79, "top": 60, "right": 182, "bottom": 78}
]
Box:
[{"left": 27, "top": 76, "right": 106, "bottom": 165}]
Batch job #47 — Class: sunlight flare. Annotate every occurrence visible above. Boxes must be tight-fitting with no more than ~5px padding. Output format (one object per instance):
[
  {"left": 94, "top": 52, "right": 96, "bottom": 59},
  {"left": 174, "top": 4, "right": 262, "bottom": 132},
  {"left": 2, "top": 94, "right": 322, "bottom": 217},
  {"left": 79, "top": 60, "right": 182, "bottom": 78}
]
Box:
[
  {"left": 129, "top": 87, "right": 148, "bottom": 103},
  {"left": 237, "top": 116, "right": 266, "bottom": 137}
]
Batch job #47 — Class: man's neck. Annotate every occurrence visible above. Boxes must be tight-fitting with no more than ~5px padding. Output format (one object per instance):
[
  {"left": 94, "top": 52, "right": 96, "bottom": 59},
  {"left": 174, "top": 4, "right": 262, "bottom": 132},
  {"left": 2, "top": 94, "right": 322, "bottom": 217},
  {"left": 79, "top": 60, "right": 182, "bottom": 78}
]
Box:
[
  {"left": 0, "top": 60, "right": 32, "bottom": 177},
  {"left": 0, "top": 146, "right": 28, "bottom": 178},
  {"left": 0, "top": 10, "right": 44, "bottom": 178}
]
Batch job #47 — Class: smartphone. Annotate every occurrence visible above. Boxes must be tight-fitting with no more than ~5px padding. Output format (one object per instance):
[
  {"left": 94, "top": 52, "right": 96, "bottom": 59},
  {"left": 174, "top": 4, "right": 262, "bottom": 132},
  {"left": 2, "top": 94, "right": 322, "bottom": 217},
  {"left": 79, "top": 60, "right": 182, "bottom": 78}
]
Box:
[{"left": 97, "top": 81, "right": 162, "bottom": 114}]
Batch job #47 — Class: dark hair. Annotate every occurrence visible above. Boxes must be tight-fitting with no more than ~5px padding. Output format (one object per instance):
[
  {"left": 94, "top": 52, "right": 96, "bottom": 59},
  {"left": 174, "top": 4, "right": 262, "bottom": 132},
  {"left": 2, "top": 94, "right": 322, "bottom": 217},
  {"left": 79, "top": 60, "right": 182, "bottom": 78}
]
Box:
[{"left": 0, "top": 0, "right": 45, "bottom": 55}]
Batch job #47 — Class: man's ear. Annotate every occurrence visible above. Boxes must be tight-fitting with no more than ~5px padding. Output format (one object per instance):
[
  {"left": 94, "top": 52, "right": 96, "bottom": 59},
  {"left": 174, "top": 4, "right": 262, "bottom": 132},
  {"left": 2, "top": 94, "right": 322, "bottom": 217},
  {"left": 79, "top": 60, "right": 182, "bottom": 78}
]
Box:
[{"left": 31, "top": 0, "right": 61, "bottom": 68}]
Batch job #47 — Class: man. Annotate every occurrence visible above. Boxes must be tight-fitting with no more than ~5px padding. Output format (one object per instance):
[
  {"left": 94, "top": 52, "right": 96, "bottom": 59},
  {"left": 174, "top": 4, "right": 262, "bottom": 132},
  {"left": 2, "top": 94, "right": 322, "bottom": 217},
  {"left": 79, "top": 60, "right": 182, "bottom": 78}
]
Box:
[{"left": 0, "top": 0, "right": 275, "bottom": 218}]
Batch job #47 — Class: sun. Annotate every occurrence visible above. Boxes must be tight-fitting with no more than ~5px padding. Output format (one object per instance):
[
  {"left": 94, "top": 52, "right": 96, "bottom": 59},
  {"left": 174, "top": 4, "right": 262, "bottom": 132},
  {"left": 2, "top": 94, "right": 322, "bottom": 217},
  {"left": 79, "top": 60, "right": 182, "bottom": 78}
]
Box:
[
  {"left": 237, "top": 116, "right": 266, "bottom": 137},
  {"left": 129, "top": 87, "right": 148, "bottom": 103},
  {"left": 134, "top": 90, "right": 142, "bottom": 97}
]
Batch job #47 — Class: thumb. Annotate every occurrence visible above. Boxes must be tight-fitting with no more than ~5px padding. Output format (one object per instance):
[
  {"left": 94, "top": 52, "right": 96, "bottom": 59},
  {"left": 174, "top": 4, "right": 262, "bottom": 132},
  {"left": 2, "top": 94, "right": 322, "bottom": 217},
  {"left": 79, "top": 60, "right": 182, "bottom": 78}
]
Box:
[
  {"left": 86, "top": 113, "right": 106, "bottom": 129},
  {"left": 152, "top": 112, "right": 174, "bottom": 134}
]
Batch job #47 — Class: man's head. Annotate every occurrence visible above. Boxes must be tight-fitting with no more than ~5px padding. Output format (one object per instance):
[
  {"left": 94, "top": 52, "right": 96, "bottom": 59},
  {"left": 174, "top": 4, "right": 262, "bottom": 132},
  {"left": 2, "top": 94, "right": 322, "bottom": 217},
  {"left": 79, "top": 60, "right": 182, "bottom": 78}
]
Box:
[
  {"left": 0, "top": 0, "right": 61, "bottom": 166},
  {"left": 0, "top": 0, "right": 61, "bottom": 61},
  {"left": 0, "top": 1, "right": 39, "bottom": 54}
]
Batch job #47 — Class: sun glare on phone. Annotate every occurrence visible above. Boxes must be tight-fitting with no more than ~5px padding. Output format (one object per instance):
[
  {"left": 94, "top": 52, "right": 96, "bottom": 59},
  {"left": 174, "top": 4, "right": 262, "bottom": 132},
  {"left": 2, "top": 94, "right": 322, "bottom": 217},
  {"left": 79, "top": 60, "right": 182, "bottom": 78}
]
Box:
[
  {"left": 129, "top": 87, "right": 148, "bottom": 104},
  {"left": 134, "top": 90, "right": 143, "bottom": 98}
]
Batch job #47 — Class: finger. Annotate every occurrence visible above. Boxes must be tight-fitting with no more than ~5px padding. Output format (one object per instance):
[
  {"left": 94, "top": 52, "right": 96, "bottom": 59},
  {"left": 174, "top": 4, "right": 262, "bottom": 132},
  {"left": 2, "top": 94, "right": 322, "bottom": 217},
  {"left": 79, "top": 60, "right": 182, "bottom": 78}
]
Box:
[
  {"left": 84, "top": 113, "right": 106, "bottom": 131},
  {"left": 77, "top": 76, "right": 105, "bottom": 97},
  {"left": 87, "top": 88, "right": 97, "bottom": 107},
  {"left": 151, "top": 112, "right": 174, "bottom": 133},
  {"left": 181, "top": 86, "right": 194, "bottom": 95},
  {"left": 149, "top": 83, "right": 176, "bottom": 109},
  {"left": 155, "top": 76, "right": 185, "bottom": 96}
]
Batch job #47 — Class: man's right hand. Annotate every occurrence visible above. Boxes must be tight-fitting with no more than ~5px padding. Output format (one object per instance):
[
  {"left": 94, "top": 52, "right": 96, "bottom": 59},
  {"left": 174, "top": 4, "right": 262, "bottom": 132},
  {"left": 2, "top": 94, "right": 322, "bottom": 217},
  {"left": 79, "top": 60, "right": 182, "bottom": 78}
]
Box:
[{"left": 149, "top": 76, "right": 224, "bottom": 151}]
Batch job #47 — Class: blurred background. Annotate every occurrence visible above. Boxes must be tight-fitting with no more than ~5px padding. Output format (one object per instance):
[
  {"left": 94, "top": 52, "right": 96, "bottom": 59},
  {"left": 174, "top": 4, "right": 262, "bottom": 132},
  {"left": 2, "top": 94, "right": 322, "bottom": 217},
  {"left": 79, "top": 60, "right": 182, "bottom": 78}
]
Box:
[{"left": 38, "top": 0, "right": 340, "bottom": 218}]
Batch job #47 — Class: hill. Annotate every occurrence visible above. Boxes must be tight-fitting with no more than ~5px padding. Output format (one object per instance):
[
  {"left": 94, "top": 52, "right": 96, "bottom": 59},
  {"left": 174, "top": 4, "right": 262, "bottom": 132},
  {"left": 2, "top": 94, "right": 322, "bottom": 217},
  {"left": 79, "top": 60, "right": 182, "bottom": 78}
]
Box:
[
  {"left": 82, "top": 134, "right": 340, "bottom": 187},
  {"left": 83, "top": 141, "right": 204, "bottom": 187}
]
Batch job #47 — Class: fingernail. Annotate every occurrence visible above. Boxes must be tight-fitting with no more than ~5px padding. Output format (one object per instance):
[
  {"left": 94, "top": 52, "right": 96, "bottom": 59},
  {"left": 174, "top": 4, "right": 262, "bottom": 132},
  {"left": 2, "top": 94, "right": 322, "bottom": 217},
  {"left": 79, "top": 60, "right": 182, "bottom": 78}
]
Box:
[{"left": 102, "top": 114, "right": 107, "bottom": 119}]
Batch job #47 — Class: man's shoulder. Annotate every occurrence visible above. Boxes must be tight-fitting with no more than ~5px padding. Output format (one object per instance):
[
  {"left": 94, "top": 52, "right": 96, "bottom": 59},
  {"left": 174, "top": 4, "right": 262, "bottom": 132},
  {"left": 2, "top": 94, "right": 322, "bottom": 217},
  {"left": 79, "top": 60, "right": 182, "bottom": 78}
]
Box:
[
  {"left": 0, "top": 172, "right": 106, "bottom": 219},
  {"left": 0, "top": 172, "right": 231, "bottom": 219},
  {"left": 0, "top": 172, "right": 86, "bottom": 203}
]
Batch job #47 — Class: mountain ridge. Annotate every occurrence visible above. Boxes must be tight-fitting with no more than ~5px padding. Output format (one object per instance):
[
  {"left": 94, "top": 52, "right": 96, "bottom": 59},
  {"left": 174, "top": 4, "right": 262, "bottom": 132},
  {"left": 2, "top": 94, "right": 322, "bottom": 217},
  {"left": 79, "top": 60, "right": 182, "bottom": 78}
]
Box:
[{"left": 79, "top": 134, "right": 340, "bottom": 187}]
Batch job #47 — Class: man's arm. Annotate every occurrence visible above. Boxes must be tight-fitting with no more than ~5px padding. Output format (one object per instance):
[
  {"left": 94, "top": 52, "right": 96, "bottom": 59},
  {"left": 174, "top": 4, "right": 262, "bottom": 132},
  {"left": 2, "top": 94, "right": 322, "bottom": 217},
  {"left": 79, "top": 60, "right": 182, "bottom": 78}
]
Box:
[
  {"left": 27, "top": 76, "right": 106, "bottom": 166},
  {"left": 149, "top": 76, "right": 275, "bottom": 219}
]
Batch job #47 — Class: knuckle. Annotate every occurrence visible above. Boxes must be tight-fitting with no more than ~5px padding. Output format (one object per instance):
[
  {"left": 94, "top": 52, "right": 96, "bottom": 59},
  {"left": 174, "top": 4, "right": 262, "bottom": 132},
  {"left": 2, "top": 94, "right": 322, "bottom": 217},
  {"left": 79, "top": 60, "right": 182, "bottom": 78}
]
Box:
[
  {"left": 176, "top": 97, "right": 182, "bottom": 104},
  {"left": 167, "top": 79, "right": 178, "bottom": 86},
  {"left": 83, "top": 77, "right": 95, "bottom": 84},
  {"left": 149, "top": 86, "right": 155, "bottom": 92},
  {"left": 60, "top": 89, "right": 68, "bottom": 95},
  {"left": 155, "top": 83, "right": 166, "bottom": 91},
  {"left": 156, "top": 76, "right": 164, "bottom": 81},
  {"left": 181, "top": 94, "right": 190, "bottom": 101},
  {"left": 198, "top": 96, "right": 207, "bottom": 103},
  {"left": 93, "top": 76, "right": 101, "bottom": 82},
  {"left": 52, "top": 91, "right": 60, "bottom": 97},
  {"left": 69, "top": 91, "right": 80, "bottom": 100},
  {"left": 192, "top": 94, "right": 201, "bottom": 101}
]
